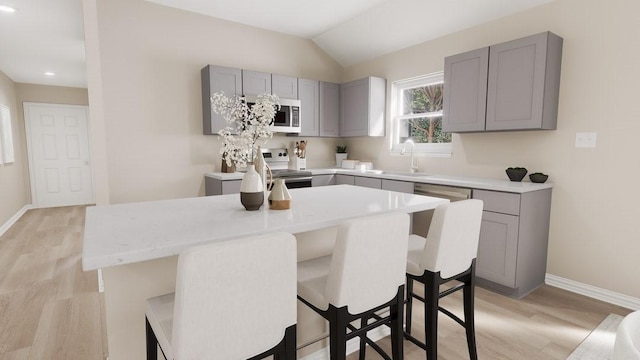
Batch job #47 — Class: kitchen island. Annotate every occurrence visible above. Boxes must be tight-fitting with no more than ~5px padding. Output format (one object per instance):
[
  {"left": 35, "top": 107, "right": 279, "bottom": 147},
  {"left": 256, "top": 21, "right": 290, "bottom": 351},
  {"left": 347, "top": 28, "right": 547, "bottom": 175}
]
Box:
[{"left": 83, "top": 185, "right": 448, "bottom": 359}]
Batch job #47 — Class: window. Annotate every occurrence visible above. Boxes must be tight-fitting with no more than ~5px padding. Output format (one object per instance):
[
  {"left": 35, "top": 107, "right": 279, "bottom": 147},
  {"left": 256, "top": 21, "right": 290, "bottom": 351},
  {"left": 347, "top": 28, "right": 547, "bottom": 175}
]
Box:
[{"left": 391, "top": 72, "right": 451, "bottom": 157}]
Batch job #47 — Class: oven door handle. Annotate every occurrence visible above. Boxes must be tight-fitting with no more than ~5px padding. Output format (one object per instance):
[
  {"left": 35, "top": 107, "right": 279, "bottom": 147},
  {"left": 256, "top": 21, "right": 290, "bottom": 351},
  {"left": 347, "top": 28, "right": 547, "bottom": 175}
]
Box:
[{"left": 281, "top": 176, "right": 313, "bottom": 183}]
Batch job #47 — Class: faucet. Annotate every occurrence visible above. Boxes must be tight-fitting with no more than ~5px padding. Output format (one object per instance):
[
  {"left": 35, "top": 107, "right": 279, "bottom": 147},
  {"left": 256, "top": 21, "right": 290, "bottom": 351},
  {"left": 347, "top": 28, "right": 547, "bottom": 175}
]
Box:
[{"left": 400, "top": 139, "right": 418, "bottom": 173}]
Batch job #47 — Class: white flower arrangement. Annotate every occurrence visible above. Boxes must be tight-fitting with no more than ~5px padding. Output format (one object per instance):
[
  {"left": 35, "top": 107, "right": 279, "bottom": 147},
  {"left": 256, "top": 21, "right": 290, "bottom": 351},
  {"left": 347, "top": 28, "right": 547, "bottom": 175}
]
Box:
[{"left": 211, "top": 92, "right": 280, "bottom": 168}]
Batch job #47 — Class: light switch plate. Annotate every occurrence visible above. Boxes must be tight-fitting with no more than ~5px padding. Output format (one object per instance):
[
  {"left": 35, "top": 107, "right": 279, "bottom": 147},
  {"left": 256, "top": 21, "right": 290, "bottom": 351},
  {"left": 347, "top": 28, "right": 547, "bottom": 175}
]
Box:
[{"left": 575, "top": 132, "right": 597, "bottom": 148}]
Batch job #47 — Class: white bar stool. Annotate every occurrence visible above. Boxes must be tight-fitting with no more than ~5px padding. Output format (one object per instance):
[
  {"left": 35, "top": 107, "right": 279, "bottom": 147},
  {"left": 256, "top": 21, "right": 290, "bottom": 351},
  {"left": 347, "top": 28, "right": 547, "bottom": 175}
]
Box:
[
  {"left": 404, "top": 199, "right": 483, "bottom": 360},
  {"left": 145, "top": 232, "right": 297, "bottom": 360},
  {"left": 614, "top": 310, "right": 640, "bottom": 360},
  {"left": 297, "top": 212, "right": 410, "bottom": 360}
]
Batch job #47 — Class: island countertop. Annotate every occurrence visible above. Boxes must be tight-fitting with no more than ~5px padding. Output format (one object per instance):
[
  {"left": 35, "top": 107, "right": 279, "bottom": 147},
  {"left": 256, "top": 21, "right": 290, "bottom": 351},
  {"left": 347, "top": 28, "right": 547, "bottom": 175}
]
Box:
[{"left": 82, "top": 185, "right": 448, "bottom": 271}]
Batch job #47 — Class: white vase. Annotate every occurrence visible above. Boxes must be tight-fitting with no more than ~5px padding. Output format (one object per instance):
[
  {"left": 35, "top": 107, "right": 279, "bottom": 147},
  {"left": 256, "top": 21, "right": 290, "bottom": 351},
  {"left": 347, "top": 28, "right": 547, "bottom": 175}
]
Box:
[
  {"left": 335, "top": 153, "right": 348, "bottom": 167},
  {"left": 268, "top": 179, "right": 291, "bottom": 210},
  {"left": 240, "top": 164, "right": 264, "bottom": 211}
]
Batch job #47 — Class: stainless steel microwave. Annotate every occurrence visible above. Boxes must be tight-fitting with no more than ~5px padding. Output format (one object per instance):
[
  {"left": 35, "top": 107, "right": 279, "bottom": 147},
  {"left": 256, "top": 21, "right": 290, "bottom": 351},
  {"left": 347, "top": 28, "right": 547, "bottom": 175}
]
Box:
[{"left": 245, "top": 96, "right": 301, "bottom": 134}]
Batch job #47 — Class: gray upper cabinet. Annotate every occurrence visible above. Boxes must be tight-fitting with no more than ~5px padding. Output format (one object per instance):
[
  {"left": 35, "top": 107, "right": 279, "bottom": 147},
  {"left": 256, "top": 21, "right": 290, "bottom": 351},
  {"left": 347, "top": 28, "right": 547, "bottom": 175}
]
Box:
[
  {"left": 320, "top": 81, "right": 340, "bottom": 137},
  {"left": 242, "top": 70, "right": 271, "bottom": 96},
  {"left": 298, "top": 80, "right": 341, "bottom": 138},
  {"left": 340, "top": 77, "right": 386, "bottom": 137},
  {"left": 298, "top": 78, "right": 320, "bottom": 137},
  {"left": 443, "top": 31, "right": 563, "bottom": 133},
  {"left": 201, "top": 65, "right": 242, "bottom": 135},
  {"left": 272, "top": 74, "right": 298, "bottom": 99},
  {"left": 486, "top": 32, "right": 563, "bottom": 131},
  {"left": 442, "top": 47, "right": 489, "bottom": 132}
]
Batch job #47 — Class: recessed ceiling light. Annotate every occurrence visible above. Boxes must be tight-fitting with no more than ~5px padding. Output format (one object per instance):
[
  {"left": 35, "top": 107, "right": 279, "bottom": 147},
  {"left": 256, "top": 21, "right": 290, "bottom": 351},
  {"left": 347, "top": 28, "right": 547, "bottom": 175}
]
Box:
[
  {"left": 0, "top": 5, "right": 16, "bottom": 13},
  {"left": 44, "top": 72, "right": 55, "bottom": 76}
]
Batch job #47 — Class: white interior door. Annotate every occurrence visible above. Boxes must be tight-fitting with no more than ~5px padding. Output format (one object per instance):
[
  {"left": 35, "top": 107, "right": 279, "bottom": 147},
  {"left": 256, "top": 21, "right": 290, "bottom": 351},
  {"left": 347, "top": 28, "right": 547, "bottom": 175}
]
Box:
[{"left": 25, "top": 103, "right": 94, "bottom": 208}]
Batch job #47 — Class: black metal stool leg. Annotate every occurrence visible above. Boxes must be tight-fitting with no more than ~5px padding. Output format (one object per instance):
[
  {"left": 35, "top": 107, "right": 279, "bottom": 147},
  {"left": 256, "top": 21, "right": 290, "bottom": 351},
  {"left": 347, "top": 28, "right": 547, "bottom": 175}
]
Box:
[
  {"left": 405, "top": 276, "right": 414, "bottom": 336},
  {"left": 424, "top": 273, "right": 439, "bottom": 360},
  {"left": 390, "top": 287, "right": 404, "bottom": 360}
]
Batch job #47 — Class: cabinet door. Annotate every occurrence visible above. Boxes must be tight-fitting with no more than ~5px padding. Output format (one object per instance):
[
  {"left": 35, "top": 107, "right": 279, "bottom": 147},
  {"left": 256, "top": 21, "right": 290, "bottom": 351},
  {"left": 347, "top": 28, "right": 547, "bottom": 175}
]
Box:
[
  {"left": 476, "top": 211, "right": 519, "bottom": 287},
  {"left": 381, "top": 179, "right": 413, "bottom": 194},
  {"left": 340, "top": 77, "right": 385, "bottom": 137},
  {"left": 340, "top": 78, "right": 369, "bottom": 137},
  {"left": 298, "top": 78, "right": 320, "bottom": 137},
  {"left": 355, "top": 176, "right": 381, "bottom": 189},
  {"left": 242, "top": 70, "right": 271, "bottom": 96},
  {"left": 442, "top": 47, "right": 488, "bottom": 133},
  {"left": 222, "top": 180, "right": 242, "bottom": 194},
  {"left": 201, "top": 65, "right": 242, "bottom": 135},
  {"left": 272, "top": 74, "right": 298, "bottom": 99},
  {"left": 320, "top": 81, "right": 340, "bottom": 137},
  {"left": 486, "top": 32, "right": 560, "bottom": 131},
  {"left": 312, "top": 174, "right": 336, "bottom": 187},
  {"left": 336, "top": 174, "right": 355, "bottom": 185}
]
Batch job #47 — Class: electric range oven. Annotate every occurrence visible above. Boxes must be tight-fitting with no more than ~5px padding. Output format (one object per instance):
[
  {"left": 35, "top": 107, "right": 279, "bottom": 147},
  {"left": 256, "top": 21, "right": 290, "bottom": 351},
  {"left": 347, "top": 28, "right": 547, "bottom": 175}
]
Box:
[{"left": 261, "top": 148, "right": 312, "bottom": 188}]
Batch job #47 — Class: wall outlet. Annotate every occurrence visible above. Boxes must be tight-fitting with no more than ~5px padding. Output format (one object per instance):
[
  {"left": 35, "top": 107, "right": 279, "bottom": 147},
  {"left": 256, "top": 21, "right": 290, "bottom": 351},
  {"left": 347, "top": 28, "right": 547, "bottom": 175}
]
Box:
[{"left": 575, "top": 132, "right": 597, "bottom": 148}]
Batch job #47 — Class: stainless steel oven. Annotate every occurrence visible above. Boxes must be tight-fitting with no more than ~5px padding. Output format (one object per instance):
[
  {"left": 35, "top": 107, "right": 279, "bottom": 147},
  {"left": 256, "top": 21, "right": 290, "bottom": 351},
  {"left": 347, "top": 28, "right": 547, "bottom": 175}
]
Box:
[{"left": 261, "top": 148, "right": 312, "bottom": 188}]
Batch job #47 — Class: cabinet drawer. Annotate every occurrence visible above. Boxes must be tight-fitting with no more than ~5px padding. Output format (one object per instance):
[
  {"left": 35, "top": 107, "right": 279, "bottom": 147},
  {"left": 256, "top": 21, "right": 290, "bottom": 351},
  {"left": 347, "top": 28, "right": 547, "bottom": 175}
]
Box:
[
  {"left": 355, "top": 176, "right": 382, "bottom": 189},
  {"left": 473, "top": 189, "right": 520, "bottom": 215}
]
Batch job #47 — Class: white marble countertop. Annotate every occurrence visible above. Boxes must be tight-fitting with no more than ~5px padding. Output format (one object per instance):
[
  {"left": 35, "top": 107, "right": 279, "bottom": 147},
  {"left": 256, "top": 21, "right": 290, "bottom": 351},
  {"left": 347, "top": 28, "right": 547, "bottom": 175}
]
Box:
[
  {"left": 205, "top": 168, "right": 552, "bottom": 193},
  {"left": 82, "top": 185, "right": 448, "bottom": 271}
]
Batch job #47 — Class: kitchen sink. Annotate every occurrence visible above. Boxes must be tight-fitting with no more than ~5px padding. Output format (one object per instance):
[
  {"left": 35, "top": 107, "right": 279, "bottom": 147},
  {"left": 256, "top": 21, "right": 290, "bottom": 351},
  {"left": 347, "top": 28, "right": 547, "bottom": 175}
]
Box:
[{"left": 362, "top": 170, "right": 430, "bottom": 177}]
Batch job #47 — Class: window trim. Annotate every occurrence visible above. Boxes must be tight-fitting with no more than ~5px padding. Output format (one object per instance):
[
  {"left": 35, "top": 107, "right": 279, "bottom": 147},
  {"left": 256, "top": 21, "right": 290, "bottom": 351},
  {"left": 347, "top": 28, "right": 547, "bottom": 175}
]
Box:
[{"left": 390, "top": 72, "right": 452, "bottom": 158}]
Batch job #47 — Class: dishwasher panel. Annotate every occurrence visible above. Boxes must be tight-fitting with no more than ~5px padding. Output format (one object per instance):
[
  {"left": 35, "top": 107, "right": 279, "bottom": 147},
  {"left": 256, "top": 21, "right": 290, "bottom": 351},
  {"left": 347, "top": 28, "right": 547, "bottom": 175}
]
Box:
[{"left": 413, "top": 183, "right": 472, "bottom": 237}]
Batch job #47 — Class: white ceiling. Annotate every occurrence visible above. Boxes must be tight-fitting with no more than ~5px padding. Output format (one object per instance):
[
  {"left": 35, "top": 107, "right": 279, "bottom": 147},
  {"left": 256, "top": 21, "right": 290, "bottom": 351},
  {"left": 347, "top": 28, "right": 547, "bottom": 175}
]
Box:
[
  {"left": 0, "top": 0, "right": 553, "bottom": 88},
  {"left": 0, "top": 0, "right": 86, "bottom": 88}
]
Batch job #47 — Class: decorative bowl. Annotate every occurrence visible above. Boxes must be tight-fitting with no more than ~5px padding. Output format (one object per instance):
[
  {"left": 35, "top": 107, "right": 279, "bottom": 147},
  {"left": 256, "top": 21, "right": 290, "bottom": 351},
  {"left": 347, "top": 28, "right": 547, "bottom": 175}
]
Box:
[
  {"left": 505, "top": 167, "right": 527, "bottom": 182},
  {"left": 529, "top": 173, "right": 549, "bottom": 183}
]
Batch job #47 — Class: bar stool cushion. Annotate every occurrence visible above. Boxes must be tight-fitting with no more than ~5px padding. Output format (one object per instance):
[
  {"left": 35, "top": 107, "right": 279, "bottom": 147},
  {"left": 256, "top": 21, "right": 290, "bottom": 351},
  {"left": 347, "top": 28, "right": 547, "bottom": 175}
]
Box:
[
  {"left": 407, "top": 199, "right": 484, "bottom": 278},
  {"left": 145, "top": 232, "right": 297, "bottom": 359},
  {"left": 297, "top": 255, "right": 331, "bottom": 312},
  {"left": 298, "top": 212, "right": 410, "bottom": 314}
]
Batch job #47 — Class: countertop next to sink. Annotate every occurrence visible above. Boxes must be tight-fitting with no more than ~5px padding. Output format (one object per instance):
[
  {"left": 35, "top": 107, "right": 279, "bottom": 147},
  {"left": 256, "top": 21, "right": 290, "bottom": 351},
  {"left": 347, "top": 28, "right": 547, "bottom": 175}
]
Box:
[{"left": 205, "top": 168, "right": 552, "bottom": 194}]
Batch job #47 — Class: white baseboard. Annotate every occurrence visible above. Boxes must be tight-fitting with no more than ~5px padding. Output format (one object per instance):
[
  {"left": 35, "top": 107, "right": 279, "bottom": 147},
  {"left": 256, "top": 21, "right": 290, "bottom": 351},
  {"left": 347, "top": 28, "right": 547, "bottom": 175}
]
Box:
[
  {"left": 546, "top": 273, "right": 640, "bottom": 311},
  {"left": 299, "top": 326, "right": 390, "bottom": 360},
  {"left": 0, "top": 204, "right": 32, "bottom": 237}
]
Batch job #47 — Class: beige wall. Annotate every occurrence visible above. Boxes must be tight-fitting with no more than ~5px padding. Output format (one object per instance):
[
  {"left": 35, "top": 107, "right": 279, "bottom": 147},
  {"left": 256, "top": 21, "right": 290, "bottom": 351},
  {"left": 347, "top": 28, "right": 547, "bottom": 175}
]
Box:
[
  {"left": 0, "top": 72, "right": 30, "bottom": 226},
  {"left": 15, "top": 83, "right": 88, "bottom": 106},
  {"left": 84, "top": 0, "right": 343, "bottom": 204},
  {"left": 342, "top": 0, "right": 640, "bottom": 298}
]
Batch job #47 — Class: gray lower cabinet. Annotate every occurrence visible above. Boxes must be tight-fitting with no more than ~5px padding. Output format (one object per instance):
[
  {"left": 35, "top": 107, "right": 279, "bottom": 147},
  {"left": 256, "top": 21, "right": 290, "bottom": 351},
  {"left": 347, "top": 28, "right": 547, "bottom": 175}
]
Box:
[
  {"left": 473, "top": 188, "right": 552, "bottom": 298},
  {"left": 320, "top": 81, "right": 340, "bottom": 137},
  {"left": 272, "top": 74, "right": 298, "bottom": 99},
  {"left": 312, "top": 174, "right": 336, "bottom": 187},
  {"left": 340, "top": 77, "right": 386, "bottom": 137},
  {"left": 205, "top": 177, "right": 241, "bottom": 195},
  {"left": 443, "top": 31, "right": 563, "bottom": 133},
  {"left": 381, "top": 179, "right": 413, "bottom": 194},
  {"left": 336, "top": 174, "right": 355, "bottom": 185},
  {"left": 355, "top": 176, "right": 381, "bottom": 189},
  {"left": 201, "top": 65, "right": 242, "bottom": 135}
]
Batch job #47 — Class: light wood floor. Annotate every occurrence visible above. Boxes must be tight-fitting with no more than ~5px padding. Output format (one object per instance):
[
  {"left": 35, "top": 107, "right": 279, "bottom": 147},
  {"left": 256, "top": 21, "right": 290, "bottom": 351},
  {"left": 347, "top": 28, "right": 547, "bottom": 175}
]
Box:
[{"left": 0, "top": 206, "right": 631, "bottom": 360}]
